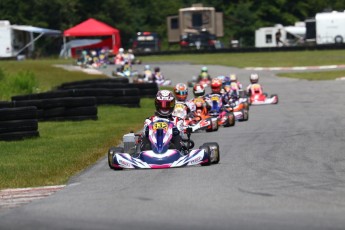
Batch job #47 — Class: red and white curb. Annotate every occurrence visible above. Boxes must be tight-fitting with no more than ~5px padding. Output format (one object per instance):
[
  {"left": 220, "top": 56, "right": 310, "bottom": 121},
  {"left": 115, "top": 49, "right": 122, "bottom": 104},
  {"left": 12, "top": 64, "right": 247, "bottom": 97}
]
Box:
[
  {"left": 245, "top": 64, "right": 345, "bottom": 71},
  {"left": 0, "top": 185, "right": 65, "bottom": 209}
]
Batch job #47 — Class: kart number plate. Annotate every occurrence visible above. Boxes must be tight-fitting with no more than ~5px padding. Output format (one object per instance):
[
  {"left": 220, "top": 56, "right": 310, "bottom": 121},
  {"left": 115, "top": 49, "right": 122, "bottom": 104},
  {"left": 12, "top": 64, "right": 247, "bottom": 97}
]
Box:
[
  {"left": 153, "top": 122, "right": 168, "bottom": 131},
  {"left": 211, "top": 96, "right": 220, "bottom": 101}
]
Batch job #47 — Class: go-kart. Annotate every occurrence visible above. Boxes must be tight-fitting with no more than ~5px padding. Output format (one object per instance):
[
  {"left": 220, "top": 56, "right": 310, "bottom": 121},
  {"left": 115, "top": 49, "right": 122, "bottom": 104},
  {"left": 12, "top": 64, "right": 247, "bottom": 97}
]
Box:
[
  {"left": 206, "top": 94, "right": 235, "bottom": 127},
  {"left": 108, "top": 119, "right": 220, "bottom": 170},
  {"left": 225, "top": 99, "right": 249, "bottom": 122},
  {"left": 112, "top": 67, "right": 138, "bottom": 78},
  {"left": 187, "top": 75, "right": 211, "bottom": 88},
  {"left": 248, "top": 84, "right": 278, "bottom": 105}
]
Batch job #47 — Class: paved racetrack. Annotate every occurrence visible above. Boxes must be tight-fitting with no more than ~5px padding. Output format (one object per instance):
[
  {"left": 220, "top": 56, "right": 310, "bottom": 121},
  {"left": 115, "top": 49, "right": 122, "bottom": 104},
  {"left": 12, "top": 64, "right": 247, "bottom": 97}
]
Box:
[{"left": 0, "top": 63, "right": 345, "bottom": 230}]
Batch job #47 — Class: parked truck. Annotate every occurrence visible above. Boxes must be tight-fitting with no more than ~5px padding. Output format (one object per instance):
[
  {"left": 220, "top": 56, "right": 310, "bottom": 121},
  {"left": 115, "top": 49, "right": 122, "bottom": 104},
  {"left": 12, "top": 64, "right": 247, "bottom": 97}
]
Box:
[
  {"left": 166, "top": 3, "right": 223, "bottom": 49},
  {"left": 305, "top": 11, "right": 345, "bottom": 45},
  {"left": 0, "top": 20, "right": 60, "bottom": 59}
]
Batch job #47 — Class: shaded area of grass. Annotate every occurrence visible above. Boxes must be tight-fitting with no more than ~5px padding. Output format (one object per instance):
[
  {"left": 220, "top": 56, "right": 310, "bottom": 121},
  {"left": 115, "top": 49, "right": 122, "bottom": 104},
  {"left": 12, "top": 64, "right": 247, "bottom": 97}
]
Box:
[
  {"left": 278, "top": 70, "right": 345, "bottom": 81},
  {"left": 0, "top": 59, "right": 108, "bottom": 100},
  {"left": 140, "top": 50, "right": 345, "bottom": 68},
  {"left": 0, "top": 99, "right": 154, "bottom": 189}
]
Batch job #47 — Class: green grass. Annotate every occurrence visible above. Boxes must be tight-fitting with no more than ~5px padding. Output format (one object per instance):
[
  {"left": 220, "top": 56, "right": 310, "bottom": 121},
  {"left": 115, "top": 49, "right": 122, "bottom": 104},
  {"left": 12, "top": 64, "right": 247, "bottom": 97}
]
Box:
[
  {"left": 140, "top": 50, "right": 345, "bottom": 67},
  {"left": 0, "top": 100, "right": 154, "bottom": 189},
  {"left": 277, "top": 70, "right": 345, "bottom": 81},
  {"left": 139, "top": 50, "right": 345, "bottom": 80},
  {"left": 0, "top": 59, "right": 108, "bottom": 100}
]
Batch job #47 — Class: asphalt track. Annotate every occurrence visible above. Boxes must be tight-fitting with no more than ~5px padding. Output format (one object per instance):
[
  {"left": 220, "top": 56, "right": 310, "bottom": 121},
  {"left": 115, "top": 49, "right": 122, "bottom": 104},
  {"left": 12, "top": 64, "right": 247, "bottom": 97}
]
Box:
[{"left": 0, "top": 63, "right": 345, "bottom": 230}]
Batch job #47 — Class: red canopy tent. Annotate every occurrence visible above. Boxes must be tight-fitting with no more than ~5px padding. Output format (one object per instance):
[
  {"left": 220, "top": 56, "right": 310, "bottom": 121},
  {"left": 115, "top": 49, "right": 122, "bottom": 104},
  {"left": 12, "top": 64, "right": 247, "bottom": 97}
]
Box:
[{"left": 63, "top": 18, "right": 121, "bottom": 57}]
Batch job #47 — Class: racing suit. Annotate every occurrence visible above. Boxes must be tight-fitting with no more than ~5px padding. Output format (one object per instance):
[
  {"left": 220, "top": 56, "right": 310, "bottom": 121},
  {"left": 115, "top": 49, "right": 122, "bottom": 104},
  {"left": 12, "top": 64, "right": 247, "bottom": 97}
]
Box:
[
  {"left": 140, "top": 113, "right": 184, "bottom": 151},
  {"left": 246, "top": 83, "right": 263, "bottom": 97}
]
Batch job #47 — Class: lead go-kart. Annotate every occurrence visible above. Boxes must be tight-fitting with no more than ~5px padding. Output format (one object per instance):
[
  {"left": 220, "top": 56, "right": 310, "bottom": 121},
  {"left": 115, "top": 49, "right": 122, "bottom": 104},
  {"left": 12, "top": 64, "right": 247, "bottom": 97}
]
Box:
[
  {"left": 108, "top": 119, "right": 220, "bottom": 170},
  {"left": 248, "top": 84, "right": 278, "bottom": 105}
]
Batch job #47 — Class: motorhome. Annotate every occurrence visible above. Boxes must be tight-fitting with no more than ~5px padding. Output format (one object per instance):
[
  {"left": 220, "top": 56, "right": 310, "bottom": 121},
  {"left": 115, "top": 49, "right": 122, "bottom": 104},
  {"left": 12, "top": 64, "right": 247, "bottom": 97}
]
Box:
[
  {"left": 166, "top": 3, "right": 223, "bottom": 49},
  {"left": 255, "top": 22, "right": 306, "bottom": 48},
  {"left": 0, "top": 20, "right": 60, "bottom": 58},
  {"left": 306, "top": 11, "right": 345, "bottom": 45}
]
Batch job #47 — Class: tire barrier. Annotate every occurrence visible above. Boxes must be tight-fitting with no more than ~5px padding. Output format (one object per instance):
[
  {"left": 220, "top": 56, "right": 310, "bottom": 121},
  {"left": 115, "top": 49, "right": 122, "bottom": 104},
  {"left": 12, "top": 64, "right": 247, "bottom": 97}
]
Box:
[
  {"left": 55, "top": 80, "right": 158, "bottom": 98},
  {"left": 12, "top": 88, "right": 141, "bottom": 107},
  {"left": 131, "top": 83, "right": 159, "bottom": 98},
  {"left": 0, "top": 106, "right": 39, "bottom": 141},
  {"left": 11, "top": 97, "right": 98, "bottom": 121},
  {"left": 0, "top": 101, "right": 13, "bottom": 109},
  {"left": 56, "top": 78, "right": 129, "bottom": 90}
]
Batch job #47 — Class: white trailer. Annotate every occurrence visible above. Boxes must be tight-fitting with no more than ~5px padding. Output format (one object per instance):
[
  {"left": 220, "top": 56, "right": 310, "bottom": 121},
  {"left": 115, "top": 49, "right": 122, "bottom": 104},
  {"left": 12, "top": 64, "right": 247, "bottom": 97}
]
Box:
[
  {"left": 315, "top": 11, "right": 345, "bottom": 44},
  {"left": 255, "top": 23, "right": 306, "bottom": 48},
  {"left": 0, "top": 20, "right": 61, "bottom": 58}
]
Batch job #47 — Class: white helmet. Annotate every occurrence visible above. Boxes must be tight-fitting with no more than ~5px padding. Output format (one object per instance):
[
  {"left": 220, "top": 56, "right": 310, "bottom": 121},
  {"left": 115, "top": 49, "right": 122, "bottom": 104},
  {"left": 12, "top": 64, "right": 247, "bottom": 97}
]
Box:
[
  {"left": 230, "top": 74, "right": 237, "bottom": 82},
  {"left": 250, "top": 73, "right": 259, "bottom": 84},
  {"left": 145, "top": 65, "right": 150, "bottom": 70},
  {"left": 119, "top": 48, "right": 124, "bottom": 54}
]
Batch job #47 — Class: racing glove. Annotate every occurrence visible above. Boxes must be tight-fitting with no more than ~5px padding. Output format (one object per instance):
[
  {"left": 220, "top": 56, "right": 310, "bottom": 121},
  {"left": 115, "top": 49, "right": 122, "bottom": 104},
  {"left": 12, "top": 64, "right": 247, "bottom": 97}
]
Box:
[{"left": 172, "top": 127, "right": 180, "bottom": 136}]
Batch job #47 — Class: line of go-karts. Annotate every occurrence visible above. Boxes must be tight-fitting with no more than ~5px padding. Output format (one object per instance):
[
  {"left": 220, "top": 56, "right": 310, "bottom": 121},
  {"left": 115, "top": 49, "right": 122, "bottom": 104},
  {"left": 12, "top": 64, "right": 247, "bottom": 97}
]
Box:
[{"left": 108, "top": 69, "right": 278, "bottom": 171}]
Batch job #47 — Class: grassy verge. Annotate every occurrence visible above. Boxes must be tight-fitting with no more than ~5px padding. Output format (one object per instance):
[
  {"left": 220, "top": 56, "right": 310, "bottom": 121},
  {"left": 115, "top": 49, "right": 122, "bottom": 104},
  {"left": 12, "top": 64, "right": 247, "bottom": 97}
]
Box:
[
  {"left": 140, "top": 50, "right": 345, "bottom": 68},
  {"left": 0, "top": 59, "right": 108, "bottom": 100},
  {"left": 277, "top": 70, "right": 345, "bottom": 80},
  {"left": 0, "top": 100, "right": 154, "bottom": 189}
]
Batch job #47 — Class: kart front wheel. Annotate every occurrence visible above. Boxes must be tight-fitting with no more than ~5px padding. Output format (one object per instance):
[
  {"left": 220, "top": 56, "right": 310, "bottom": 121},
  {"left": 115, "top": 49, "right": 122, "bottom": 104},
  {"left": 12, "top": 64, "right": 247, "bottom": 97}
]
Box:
[
  {"left": 108, "top": 147, "right": 124, "bottom": 170},
  {"left": 199, "top": 145, "right": 211, "bottom": 166},
  {"left": 202, "top": 142, "right": 220, "bottom": 164},
  {"left": 271, "top": 94, "right": 279, "bottom": 104}
]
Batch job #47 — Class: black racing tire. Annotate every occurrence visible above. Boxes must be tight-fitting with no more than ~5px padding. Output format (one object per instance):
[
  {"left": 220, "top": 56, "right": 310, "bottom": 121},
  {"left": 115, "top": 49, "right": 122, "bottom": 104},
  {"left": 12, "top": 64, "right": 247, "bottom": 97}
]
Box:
[
  {"left": 12, "top": 91, "right": 71, "bottom": 101},
  {"left": 42, "top": 107, "right": 66, "bottom": 118},
  {"left": 14, "top": 97, "right": 97, "bottom": 109},
  {"left": 57, "top": 78, "right": 129, "bottom": 89},
  {"left": 271, "top": 94, "right": 279, "bottom": 104},
  {"left": 63, "top": 106, "right": 97, "bottom": 116},
  {"left": 199, "top": 145, "right": 211, "bottom": 166},
  {"left": 69, "top": 88, "right": 139, "bottom": 97},
  {"left": 223, "top": 115, "right": 231, "bottom": 127},
  {"left": 138, "top": 88, "right": 158, "bottom": 97},
  {"left": 0, "top": 119, "right": 38, "bottom": 134},
  {"left": 0, "top": 106, "right": 37, "bottom": 121},
  {"left": 57, "top": 82, "right": 133, "bottom": 90},
  {"left": 108, "top": 147, "right": 124, "bottom": 170},
  {"left": 0, "top": 101, "right": 13, "bottom": 109},
  {"left": 0, "top": 130, "right": 39, "bottom": 141},
  {"left": 228, "top": 113, "right": 235, "bottom": 126},
  {"left": 242, "top": 109, "right": 249, "bottom": 121},
  {"left": 202, "top": 142, "right": 220, "bottom": 164},
  {"left": 131, "top": 83, "right": 158, "bottom": 90},
  {"left": 243, "top": 102, "right": 249, "bottom": 111},
  {"left": 40, "top": 115, "right": 98, "bottom": 122},
  {"left": 96, "top": 96, "right": 140, "bottom": 106}
]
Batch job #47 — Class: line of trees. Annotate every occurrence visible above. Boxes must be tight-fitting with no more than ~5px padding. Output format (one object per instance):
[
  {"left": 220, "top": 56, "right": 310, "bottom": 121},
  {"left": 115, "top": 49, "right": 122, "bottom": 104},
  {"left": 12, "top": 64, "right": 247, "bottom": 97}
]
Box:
[{"left": 1, "top": 0, "right": 344, "bottom": 53}]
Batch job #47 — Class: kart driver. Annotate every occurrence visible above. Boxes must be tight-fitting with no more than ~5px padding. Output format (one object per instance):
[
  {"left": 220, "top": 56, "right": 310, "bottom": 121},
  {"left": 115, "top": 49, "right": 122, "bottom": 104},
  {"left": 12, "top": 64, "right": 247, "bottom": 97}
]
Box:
[
  {"left": 229, "top": 74, "right": 243, "bottom": 90},
  {"left": 141, "top": 90, "right": 184, "bottom": 151},
  {"left": 172, "top": 83, "right": 196, "bottom": 119},
  {"left": 246, "top": 73, "right": 263, "bottom": 96},
  {"left": 204, "top": 78, "right": 230, "bottom": 109},
  {"left": 197, "top": 66, "right": 212, "bottom": 83}
]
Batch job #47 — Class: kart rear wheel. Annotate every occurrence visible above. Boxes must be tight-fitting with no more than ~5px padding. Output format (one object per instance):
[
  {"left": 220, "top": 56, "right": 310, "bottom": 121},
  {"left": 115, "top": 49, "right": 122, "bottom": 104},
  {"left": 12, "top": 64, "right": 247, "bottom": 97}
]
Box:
[
  {"left": 243, "top": 102, "right": 249, "bottom": 111},
  {"left": 228, "top": 113, "right": 235, "bottom": 126},
  {"left": 202, "top": 142, "right": 220, "bottom": 164},
  {"left": 199, "top": 145, "right": 211, "bottom": 166},
  {"left": 241, "top": 109, "right": 249, "bottom": 121},
  {"left": 108, "top": 147, "right": 124, "bottom": 170}
]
